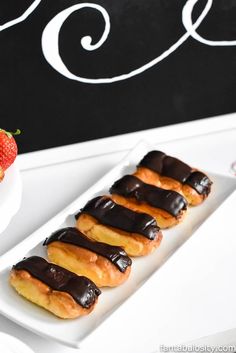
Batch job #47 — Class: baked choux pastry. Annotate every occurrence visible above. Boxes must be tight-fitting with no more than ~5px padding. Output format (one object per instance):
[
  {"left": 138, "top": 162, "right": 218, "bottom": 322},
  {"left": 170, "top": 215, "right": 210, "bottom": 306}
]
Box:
[
  {"left": 44, "top": 227, "right": 132, "bottom": 287},
  {"left": 76, "top": 196, "right": 162, "bottom": 257},
  {"left": 10, "top": 256, "right": 101, "bottom": 319},
  {"left": 135, "top": 151, "right": 212, "bottom": 206},
  {"left": 109, "top": 175, "right": 187, "bottom": 228},
  {"left": 0, "top": 166, "right": 4, "bottom": 182}
]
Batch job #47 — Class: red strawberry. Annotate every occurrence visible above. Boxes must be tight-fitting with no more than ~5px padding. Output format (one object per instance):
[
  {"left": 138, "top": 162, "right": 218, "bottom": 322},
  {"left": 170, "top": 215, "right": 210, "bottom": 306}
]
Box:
[{"left": 0, "top": 129, "right": 21, "bottom": 171}]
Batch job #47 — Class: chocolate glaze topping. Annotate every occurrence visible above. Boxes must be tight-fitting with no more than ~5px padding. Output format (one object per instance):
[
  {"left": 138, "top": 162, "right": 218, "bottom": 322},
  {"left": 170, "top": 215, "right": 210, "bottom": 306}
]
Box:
[
  {"left": 77, "top": 196, "right": 160, "bottom": 240},
  {"left": 185, "top": 171, "right": 212, "bottom": 196},
  {"left": 110, "top": 175, "right": 187, "bottom": 217},
  {"left": 138, "top": 151, "right": 191, "bottom": 183},
  {"left": 44, "top": 227, "right": 132, "bottom": 273},
  {"left": 13, "top": 256, "right": 101, "bottom": 308},
  {"left": 138, "top": 151, "right": 212, "bottom": 195}
]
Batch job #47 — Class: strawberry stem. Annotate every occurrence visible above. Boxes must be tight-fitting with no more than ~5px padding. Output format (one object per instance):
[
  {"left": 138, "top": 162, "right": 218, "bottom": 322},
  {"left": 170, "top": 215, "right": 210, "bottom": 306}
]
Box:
[
  {"left": 10, "top": 129, "right": 21, "bottom": 136},
  {"left": 0, "top": 128, "right": 21, "bottom": 138}
]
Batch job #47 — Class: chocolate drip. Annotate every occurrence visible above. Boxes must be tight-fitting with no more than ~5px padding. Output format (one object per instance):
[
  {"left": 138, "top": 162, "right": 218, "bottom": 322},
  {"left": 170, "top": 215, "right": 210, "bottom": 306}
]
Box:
[
  {"left": 110, "top": 175, "right": 187, "bottom": 217},
  {"left": 44, "top": 227, "right": 132, "bottom": 273},
  {"left": 185, "top": 171, "right": 212, "bottom": 195},
  {"left": 13, "top": 256, "right": 101, "bottom": 308},
  {"left": 77, "top": 196, "right": 160, "bottom": 240},
  {"left": 138, "top": 151, "right": 212, "bottom": 195},
  {"left": 138, "top": 151, "right": 191, "bottom": 183}
]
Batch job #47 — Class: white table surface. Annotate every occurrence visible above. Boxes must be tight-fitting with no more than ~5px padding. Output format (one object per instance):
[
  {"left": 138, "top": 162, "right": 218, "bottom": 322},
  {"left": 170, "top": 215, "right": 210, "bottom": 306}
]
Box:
[{"left": 1, "top": 114, "right": 236, "bottom": 353}]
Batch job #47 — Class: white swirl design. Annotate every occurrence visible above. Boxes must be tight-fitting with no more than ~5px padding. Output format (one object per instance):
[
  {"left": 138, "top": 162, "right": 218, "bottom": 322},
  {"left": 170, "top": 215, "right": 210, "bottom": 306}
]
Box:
[
  {"left": 42, "top": 3, "right": 110, "bottom": 84},
  {"left": 182, "top": 0, "right": 236, "bottom": 46},
  {"left": 1, "top": 0, "right": 235, "bottom": 84},
  {"left": 0, "top": 0, "right": 42, "bottom": 32},
  {"left": 41, "top": 0, "right": 225, "bottom": 84}
]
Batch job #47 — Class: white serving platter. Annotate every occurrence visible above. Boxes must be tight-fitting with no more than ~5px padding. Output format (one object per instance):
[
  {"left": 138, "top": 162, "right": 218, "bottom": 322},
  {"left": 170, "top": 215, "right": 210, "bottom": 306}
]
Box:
[
  {"left": 0, "top": 140, "right": 236, "bottom": 348},
  {"left": 0, "top": 332, "right": 34, "bottom": 353},
  {"left": 0, "top": 162, "right": 22, "bottom": 234}
]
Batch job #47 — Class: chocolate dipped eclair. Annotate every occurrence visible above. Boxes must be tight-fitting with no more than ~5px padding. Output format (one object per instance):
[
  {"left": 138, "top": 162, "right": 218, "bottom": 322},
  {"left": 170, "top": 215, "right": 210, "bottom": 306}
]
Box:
[
  {"left": 44, "top": 227, "right": 132, "bottom": 287},
  {"left": 76, "top": 196, "right": 163, "bottom": 256},
  {"left": 110, "top": 175, "right": 187, "bottom": 228},
  {"left": 0, "top": 166, "right": 4, "bottom": 182},
  {"left": 135, "top": 151, "right": 212, "bottom": 205},
  {"left": 10, "top": 256, "right": 101, "bottom": 319}
]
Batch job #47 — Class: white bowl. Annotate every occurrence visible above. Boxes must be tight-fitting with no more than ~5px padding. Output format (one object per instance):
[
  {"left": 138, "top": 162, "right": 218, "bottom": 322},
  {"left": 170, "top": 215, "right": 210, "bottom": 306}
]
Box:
[{"left": 0, "top": 162, "right": 22, "bottom": 234}]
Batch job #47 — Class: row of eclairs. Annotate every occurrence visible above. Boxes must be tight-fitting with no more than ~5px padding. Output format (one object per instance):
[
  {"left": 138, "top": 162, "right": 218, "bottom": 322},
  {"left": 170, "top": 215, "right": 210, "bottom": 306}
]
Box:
[{"left": 10, "top": 151, "right": 212, "bottom": 319}]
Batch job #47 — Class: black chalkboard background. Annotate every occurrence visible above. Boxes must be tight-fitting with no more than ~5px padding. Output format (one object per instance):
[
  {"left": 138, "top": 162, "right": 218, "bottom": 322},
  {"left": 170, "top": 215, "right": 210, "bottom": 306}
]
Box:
[{"left": 0, "top": 0, "right": 236, "bottom": 153}]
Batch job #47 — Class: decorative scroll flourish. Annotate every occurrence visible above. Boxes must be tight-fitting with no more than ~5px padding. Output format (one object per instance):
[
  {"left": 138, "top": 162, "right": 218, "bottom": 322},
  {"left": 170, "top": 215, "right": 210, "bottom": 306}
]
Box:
[
  {"left": 0, "top": 0, "right": 236, "bottom": 84},
  {"left": 41, "top": 3, "right": 111, "bottom": 84},
  {"left": 0, "top": 0, "right": 42, "bottom": 32},
  {"left": 182, "top": 0, "right": 236, "bottom": 46},
  {"left": 41, "top": 0, "right": 236, "bottom": 84}
]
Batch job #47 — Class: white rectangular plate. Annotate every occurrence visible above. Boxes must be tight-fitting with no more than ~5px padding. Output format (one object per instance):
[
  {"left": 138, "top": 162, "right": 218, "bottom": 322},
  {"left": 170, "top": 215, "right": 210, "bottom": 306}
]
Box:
[{"left": 0, "top": 141, "right": 236, "bottom": 348}]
